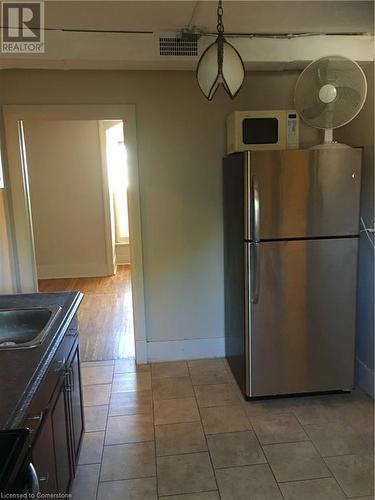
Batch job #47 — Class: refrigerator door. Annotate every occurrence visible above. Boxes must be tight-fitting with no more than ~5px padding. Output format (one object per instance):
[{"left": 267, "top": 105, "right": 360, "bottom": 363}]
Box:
[
  {"left": 247, "top": 149, "right": 362, "bottom": 241},
  {"left": 248, "top": 238, "right": 358, "bottom": 397}
]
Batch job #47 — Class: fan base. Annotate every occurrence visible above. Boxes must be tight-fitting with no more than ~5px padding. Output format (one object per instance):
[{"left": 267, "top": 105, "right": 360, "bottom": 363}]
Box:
[
  {"left": 310, "top": 142, "right": 352, "bottom": 150},
  {"left": 309, "top": 128, "right": 351, "bottom": 150}
]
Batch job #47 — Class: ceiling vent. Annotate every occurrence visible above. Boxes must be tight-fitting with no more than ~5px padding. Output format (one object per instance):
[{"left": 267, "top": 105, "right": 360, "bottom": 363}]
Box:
[{"left": 159, "top": 36, "right": 198, "bottom": 57}]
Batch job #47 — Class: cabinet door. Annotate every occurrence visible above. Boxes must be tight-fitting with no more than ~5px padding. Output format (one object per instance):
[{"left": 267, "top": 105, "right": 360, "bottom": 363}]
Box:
[
  {"left": 69, "top": 347, "right": 84, "bottom": 464},
  {"left": 32, "top": 412, "right": 57, "bottom": 494},
  {"left": 51, "top": 379, "right": 73, "bottom": 493}
]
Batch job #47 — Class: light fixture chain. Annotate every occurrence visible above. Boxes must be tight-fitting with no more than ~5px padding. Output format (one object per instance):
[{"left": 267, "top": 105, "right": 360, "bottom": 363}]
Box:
[{"left": 217, "top": 0, "right": 224, "bottom": 34}]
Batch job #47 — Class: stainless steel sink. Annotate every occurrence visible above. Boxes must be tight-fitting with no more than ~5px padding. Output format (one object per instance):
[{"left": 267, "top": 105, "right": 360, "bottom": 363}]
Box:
[{"left": 0, "top": 306, "right": 62, "bottom": 350}]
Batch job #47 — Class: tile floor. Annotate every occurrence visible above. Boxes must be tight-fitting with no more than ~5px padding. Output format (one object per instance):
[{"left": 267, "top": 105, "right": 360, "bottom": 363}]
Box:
[{"left": 72, "top": 358, "right": 374, "bottom": 500}]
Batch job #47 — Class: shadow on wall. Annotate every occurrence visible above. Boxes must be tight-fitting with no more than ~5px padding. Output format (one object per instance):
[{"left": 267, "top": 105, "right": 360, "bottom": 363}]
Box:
[{"left": 337, "top": 62, "right": 374, "bottom": 398}]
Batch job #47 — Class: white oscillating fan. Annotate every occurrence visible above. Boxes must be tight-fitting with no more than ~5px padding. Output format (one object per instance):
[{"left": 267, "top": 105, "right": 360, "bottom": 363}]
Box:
[{"left": 294, "top": 55, "right": 367, "bottom": 149}]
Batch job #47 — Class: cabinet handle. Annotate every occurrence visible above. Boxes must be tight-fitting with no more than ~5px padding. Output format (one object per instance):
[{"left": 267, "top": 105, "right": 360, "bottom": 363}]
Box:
[
  {"left": 50, "top": 358, "right": 66, "bottom": 373},
  {"left": 26, "top": 410, "right": 43, "bottom": 422},
  {"left": 66, "top": 329, "right": 78, "bottom": 337},
  {"left": 64, "top": 369, "right": 71, "bottom": 392},
  {"left": 70, "top": 366, "right": 75, "bottom": 392},
  {"left": 27, "top": 463, "right": 40, "bottom": 495},
  {"left": 25, "top": 410, "right": 44, "bottom": 434}
]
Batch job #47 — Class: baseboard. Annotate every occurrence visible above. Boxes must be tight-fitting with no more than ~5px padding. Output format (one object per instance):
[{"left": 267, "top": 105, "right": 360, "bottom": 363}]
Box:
[
  {"left": 135, "top": 340, "right": 148, "bottom": 365},
  {"left": 116, "top": 243, "right": 130, "bottom": 265},
  {"left": 146, "top": 337, "right": 225, "bottom": 362},
  {"left": 356, "top": 357, "right": 374, "bottom": 399},
  {"left": 37, "top": 263, "right": 111, "bottom": 280}
]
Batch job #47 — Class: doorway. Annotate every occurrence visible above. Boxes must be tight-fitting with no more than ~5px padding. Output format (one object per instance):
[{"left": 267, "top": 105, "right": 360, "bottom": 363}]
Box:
[{"left": 3, "top": 105, "right": 146, "bottom": 364}]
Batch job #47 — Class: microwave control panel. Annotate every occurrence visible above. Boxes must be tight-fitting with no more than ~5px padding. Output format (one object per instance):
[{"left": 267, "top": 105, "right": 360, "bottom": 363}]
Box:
[{"left": 286, "top": 111, "right": 300, "bottom": 149}]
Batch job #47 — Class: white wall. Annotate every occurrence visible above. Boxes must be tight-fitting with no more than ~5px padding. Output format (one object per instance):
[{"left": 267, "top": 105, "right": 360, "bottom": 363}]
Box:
[
  {"left": 336, "top": 63, "right": 374, "bottom": 397},
  {"left": 0, "top": 70, "right": 322, "bottom": 357},
  {"left": 116, "top": 243, "right": 130, "bottom": 265},
  {"left": 0, "top": 68, "right": 369, "bottom": 376},
  {"left": 0, "top": 190, "right": 13, "bottom": 293},
  {"left": 24, "top": 119, "right": 109, "bottom": 279}
]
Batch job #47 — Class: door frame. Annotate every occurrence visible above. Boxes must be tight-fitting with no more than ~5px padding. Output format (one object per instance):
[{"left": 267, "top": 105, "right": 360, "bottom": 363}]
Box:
[{"left": 2, "top": 104, "right": 147, "bottom": 363}]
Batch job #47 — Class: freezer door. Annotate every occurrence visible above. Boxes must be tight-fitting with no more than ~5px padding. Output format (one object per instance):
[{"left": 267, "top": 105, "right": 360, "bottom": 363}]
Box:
[
  {"left": 248, "top": 149, "right": 362, "bottom": 240},
  {"left": 249, "top": 238, "right": 357, "bottom": 397}
]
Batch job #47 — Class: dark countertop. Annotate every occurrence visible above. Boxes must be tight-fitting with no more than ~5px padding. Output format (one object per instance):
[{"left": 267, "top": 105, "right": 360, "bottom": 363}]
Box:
[{"left": 0, "top": 292, "right": 83, "bottom": 430}]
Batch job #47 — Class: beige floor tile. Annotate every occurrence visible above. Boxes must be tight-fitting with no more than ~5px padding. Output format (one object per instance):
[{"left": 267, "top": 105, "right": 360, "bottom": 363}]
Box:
[
  {"left": 109, "top": 390, "right": 153, "bottom": 416},
  {"left": 83, "top": 384, "right": 111, "bottom": 406},
  {"left": 114, "top": 358, "right": 150, "bottom": 374},
  {"left": 151, "top": 361, "right": 189, "bottom": 379},
  {"left": 224, "top": 369, "right": 240, "bottom": 386},
  {"left": 251, "top": 413, "right": 308, "bottom": 444},
  {"left": 112, "top": 372, "right": 152, "bottom": 393},
  {"left": 338, "top": 401, "right": 374, "bottom": 444},
  {"left": 188, "top": 359, "right": 231, "bottom": 386},
  {"left": 194, "top": 384, "right": 240, "bottom": 408},
  {"left": 325, "top": 454, "right": 374, "bottom": 498},
  {"left": 207, "top": 431, "right": 266, "bottom": 468},
  {"left": 155, "top": 421, "right": 207, "bottom": 456},
  {"left": 157, "top": 452, "right": 216, "bottom": 496},
  {"left": 81, "top": 360, "right": 114, "bottom": 368},
  {"left": 97, "top": 477, "right": 157, "bottom": 500},
  {"left": 78, "top": 431, "right": 104, "bottom": 465},
  {"left": 158, "top": 493, "right": 219, "bottom": 500},
  {"left": 293, "top": 392, "right": 374, "bottom": 427},
  {"left": 152, "top": 376, "right": 194, "bottom": 400},
  {"left": 263, "top": 441, "right": 331, "bottom": 482},
  {"left": 81, "top": 365, "right": 114, "bottom": 386},
  {"left": 71, "top": 463, "right": 100, "bottom": 500},
  {"left": 105, "top": 414, "right": 154, "bottom": 444},
  {"left": 291, "top": 396, "right": 345, "bottom": 425},
  {"left": 188, "top": 359, "right": 226, "bottom": 371},
  {"left": 84, "top": 405, "right": 108, "bottom": 432},
  {"left": 200, "top": 405, "right": 251, "bottom": 434},
  {"left": 279, "top": 477, "right": 347, "bottom": 500},
  {"left": 348, "top": 497, "right": 375, "bottom": 500},
  {"left": 243, "top": 398, "right": 298, "bottom": 419},
  {"left": 216, "top": 464, "right": 283, "bottom": 500},
  {"left": 100, "top": 441, "right": 156, "bottom": 481},
  {"left": 154, "top": 398, "right": 201, "bottom": 425},
  {"left": 304, "top": 422, "right": 371, "bottom": 457}
]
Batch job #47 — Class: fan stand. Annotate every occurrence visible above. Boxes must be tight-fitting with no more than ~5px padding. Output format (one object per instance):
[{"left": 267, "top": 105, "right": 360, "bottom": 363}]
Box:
[{"left": 309, "top": 128, "right": 351, "bottom": 150}]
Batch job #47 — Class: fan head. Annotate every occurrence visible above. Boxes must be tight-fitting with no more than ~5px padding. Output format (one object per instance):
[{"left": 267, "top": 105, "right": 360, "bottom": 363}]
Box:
[{"left": 294, "top": 55, "right": 367, "bottom": 130}]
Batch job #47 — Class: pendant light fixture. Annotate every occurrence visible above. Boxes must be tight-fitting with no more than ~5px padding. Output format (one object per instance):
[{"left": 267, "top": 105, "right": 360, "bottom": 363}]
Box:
[{"left": 196, "top": 0, "right": 245, "bottom": 100}]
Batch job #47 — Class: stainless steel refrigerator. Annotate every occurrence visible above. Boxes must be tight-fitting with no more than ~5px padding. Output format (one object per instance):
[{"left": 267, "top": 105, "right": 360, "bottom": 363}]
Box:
[{"left": 223, "top": 149, "right": 362, "bottom": 398}]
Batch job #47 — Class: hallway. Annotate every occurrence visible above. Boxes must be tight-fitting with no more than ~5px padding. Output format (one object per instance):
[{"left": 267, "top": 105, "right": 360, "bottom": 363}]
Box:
[{"left": 39, "top": 265, "right": 134, "bottom": 361}]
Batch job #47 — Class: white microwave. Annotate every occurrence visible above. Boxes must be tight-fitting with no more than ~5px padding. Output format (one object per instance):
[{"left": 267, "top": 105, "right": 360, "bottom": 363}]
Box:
[{"left": 226, "top": 110, "right": 299, "bottom": 154}]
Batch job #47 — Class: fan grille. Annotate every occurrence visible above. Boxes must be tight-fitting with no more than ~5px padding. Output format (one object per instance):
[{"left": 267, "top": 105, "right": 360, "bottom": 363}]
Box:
[
  {"left": 294, "top": 56, "right": 367, "bottom": 130},
  {"left": 159, "top": 37, "right": 198, "bottom": 57}
]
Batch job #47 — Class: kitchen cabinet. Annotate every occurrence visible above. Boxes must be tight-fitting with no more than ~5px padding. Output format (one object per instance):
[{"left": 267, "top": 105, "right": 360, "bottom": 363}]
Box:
[
  {"left": 68, "top": 346, "right": 84, "bottom": 463},
  {"left": 52, "top": 377, "right": 72, "bottom": 493},
  {"left": 22, "top": 315, "right": 84, "bottom": 494},
  {"left": 31, "top": 411, "right": 57, "bottom": 493}
]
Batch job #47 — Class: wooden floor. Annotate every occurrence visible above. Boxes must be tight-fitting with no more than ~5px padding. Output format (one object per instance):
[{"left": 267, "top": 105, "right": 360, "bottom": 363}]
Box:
[{"left": 38, "top": 265, "right": 135, "bottom": 362}]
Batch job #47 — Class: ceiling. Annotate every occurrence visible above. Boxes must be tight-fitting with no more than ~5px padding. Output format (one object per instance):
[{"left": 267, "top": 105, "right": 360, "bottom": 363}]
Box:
[
  {"left": 43, "top": 1, "right": 373, "bottom": 34},
  {"left": 0, "top": 1, "right": 373, "bottom": 70}
]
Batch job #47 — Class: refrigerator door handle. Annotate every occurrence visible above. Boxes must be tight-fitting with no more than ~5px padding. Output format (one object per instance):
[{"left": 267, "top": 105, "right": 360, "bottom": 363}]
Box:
[
  {"left": 252, "top": 242, "right": 261, "bottom": 304},
  {"left": 252, "top": 177, "right": 260, "bottom": 242}
]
